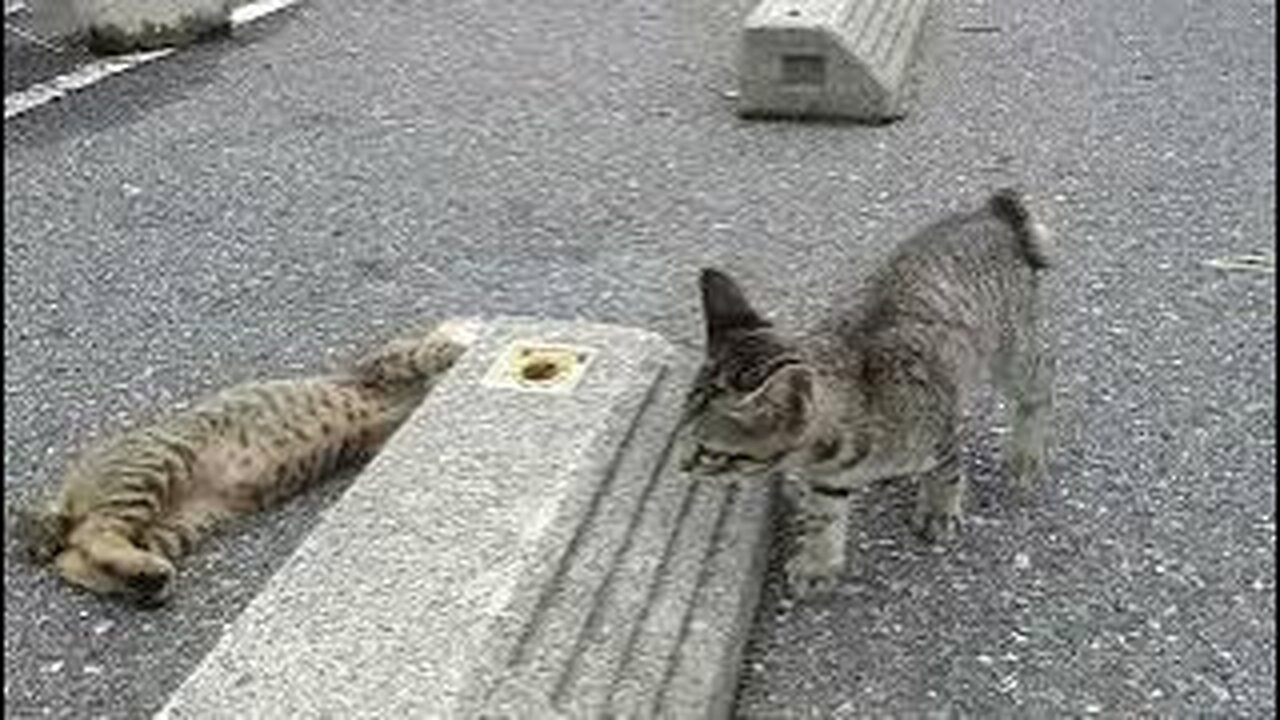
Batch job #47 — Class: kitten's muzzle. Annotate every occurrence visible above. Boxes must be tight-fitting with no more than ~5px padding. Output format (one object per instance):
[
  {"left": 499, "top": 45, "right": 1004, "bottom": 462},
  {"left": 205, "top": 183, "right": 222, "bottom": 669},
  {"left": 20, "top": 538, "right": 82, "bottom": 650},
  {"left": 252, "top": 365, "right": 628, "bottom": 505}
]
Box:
[
  {"left": 125, "top": 569, "right": 174, "bottom": 608},
  {"left": 681, "top": 444, "right": 777, "bottom": 477},
  {"left": 681, "top": 445, "right": 730, "bottom": 475}
]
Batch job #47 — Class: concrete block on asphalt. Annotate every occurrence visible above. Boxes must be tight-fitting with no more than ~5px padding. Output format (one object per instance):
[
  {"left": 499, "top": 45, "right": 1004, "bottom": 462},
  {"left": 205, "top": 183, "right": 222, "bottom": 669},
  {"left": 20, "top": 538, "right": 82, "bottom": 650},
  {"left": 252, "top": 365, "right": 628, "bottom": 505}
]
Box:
[
  {"left": 738, "top": 0, "right": 932, "bottom": 121},
  {"left": 156, "top": 317, "right": 775, "bottom": 719},
  {"left": 31, "top": 0, "right": 231, "bottom": 53},
  {"left": 26, "top": 0, "right": 78, "bottom": 38}
]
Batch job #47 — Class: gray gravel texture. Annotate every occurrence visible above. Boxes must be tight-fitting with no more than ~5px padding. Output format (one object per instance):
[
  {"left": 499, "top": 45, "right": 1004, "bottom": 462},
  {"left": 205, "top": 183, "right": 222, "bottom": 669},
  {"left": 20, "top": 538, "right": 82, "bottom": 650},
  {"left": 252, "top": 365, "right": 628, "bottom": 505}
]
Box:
[{"left": 4, "top": 0, "right": 1274, "bottom": 717}]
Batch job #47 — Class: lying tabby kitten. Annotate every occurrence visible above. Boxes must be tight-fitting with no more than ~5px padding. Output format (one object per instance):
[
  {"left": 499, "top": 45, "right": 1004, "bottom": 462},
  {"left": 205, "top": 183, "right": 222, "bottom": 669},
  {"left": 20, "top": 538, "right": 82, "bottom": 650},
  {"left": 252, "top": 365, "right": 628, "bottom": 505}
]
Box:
[
  {"left": 15, "top": 320, "right": 478, "bottom": 606},
  {"left": 682, "top": 189, "right": 1053, "bottom": 597}
]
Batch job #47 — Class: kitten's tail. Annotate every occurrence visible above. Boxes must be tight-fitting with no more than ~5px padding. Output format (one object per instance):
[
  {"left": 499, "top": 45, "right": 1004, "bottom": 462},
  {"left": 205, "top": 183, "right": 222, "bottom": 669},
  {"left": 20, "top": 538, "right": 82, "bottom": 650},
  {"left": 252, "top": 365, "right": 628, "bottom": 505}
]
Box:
[
  {"left": 989, "top": 188, "right": 1053, "bottom": 270},
  {"left": 351, "top": 318, "right": 481, "bottom": 390}
]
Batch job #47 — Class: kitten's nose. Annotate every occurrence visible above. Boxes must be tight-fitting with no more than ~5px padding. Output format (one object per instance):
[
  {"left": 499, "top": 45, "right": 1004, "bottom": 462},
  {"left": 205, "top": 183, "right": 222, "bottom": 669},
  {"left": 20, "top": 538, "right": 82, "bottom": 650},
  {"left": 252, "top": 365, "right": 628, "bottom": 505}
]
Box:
[
  {"left": 134, "top": 591, "right": 170, "bottom": 609},
  {"left": 679, "top": 448, "right": 700, "bottom": 472},
  {"left": 126, "top": 570, "right": 173, "bottom": 607},
  {"left": 681, "top": 447, "right": 729, "bottom": 476}
]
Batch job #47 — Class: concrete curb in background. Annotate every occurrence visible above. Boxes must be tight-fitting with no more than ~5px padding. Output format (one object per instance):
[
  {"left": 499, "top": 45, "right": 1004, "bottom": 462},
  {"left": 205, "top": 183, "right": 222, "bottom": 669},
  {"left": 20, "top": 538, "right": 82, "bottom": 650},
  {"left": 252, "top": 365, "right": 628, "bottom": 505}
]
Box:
[
  {"left": 739, "top": 0, "right": 933, "bottom": 121},
  {"left": 30, "top": 0, "right": 232, "bottom": 53}
]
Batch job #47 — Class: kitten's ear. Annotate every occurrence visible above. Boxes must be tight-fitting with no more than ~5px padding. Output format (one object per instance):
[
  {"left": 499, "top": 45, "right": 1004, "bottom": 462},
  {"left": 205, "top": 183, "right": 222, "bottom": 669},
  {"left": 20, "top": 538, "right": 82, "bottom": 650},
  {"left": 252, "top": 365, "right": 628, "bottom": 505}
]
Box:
[
  {"left": 744, "top": 364, "right": 814, "bottom": 432},
  {"left": 11, "top": 504, "right": 68, "bottom": 565},
  {"left": 699, "top": 268, "right": 768, "bottom": 349}
]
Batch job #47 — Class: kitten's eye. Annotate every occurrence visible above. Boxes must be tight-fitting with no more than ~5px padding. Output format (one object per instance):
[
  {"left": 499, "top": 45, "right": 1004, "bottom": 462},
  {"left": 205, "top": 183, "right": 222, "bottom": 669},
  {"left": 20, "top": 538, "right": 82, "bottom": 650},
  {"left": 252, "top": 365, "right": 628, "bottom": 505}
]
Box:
[
  {"left": 730, "top": 362, "right": 774, "bottom": 392},
  {"left": 734, "top": 356, "right": 802, "bottom": 392},
  {"left": 684, "top": 386, "right": 712, "bottom": 411},
  {"left": 729, "top": 371, "right": 756, "bottom": 391},
  {"left": 695, "top": 381, "right": 730, "bottom": 405}
]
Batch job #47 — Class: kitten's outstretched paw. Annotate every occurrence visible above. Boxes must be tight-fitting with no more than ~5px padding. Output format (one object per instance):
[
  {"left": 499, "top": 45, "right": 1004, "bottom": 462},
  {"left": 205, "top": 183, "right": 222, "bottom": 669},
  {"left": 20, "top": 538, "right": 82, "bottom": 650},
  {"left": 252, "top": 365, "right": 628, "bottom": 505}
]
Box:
[
  {"left": 785, "top": 551, "right": 841, "bottom": 599},
  {"left": 911, "top": 507, "right": 961, "bottom": 545},
  {"left": 1002, "top": 450, "right": 1047, "bottom": 489}
]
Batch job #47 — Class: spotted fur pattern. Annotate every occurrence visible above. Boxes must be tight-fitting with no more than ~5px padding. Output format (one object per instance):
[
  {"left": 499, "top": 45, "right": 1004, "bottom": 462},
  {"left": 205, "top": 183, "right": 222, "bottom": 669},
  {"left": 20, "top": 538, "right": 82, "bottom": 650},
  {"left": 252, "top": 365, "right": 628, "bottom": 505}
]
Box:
[
  {"left": 681, "top": 189, "right": 1054, "bottom": 598},
  {"left": 14, "top": 319, "right": 478, "bottom": 606}
]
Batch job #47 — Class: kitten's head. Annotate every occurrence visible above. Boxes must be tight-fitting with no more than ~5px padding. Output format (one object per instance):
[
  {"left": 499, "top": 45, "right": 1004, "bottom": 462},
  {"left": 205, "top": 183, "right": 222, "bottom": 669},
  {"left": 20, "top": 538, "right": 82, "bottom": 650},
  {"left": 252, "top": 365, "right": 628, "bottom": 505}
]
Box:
[
  {"left": 680, "top": 269, "right": 817, "bottom": 476},
  {"left": 14, "top": 499, "right": 175, "bottom": 607}
]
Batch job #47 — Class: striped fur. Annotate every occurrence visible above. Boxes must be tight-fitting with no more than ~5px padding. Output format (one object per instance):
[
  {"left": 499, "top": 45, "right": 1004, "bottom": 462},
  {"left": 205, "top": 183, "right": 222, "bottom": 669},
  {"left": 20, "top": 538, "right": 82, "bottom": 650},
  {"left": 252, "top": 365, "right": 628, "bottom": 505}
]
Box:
[
  {"left": 682, "top": 190, "right": 1054, "bottom": 598},
  {"left": 16, "top": 320, "right": 478, "bottom": 606}
]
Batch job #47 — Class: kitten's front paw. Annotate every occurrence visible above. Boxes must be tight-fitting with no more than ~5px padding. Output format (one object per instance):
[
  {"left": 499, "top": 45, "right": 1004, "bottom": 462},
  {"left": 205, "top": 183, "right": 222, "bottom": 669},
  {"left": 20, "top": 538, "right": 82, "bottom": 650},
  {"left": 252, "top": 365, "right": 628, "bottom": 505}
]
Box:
[
  {"left": 1002, "top": 449, "right": 1047, "bottom": 489},
  {"left": 911, "top": 506, "right": 961, "bottom": 545},
  {"left": 785, "top": 549, "right": 842, "bottom": 599},
  {"left": 779, "top": 476, "right": 809, "bottom": 506}
]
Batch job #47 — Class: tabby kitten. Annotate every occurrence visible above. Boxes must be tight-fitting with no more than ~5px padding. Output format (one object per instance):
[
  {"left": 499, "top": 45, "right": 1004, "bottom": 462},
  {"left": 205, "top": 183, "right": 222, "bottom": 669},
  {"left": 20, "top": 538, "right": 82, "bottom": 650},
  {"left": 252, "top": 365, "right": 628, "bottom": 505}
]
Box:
[
  {"left": 681, "top": 189, "right": 1053, "bottom": 597},
  {"left": 15, "top": 319, "right": 478, "bottom": 606}
]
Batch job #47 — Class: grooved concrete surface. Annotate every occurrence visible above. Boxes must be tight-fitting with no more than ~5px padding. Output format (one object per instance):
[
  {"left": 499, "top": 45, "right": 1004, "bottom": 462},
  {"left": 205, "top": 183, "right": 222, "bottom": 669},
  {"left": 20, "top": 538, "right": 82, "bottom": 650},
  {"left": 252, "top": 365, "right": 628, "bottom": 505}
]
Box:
[
  {"left": 157, "top": 318, "right": 772, "bottom": 718},
  {"left": 4, "top": 0, "right": 1274, "bottom": 717}
]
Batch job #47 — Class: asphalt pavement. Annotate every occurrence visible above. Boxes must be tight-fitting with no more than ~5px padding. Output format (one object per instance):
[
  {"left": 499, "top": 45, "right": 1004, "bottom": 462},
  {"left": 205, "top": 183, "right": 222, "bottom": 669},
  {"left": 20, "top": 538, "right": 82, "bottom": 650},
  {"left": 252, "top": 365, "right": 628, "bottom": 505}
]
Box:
[{"left": 4, "top": 0, "right": 1274, "bottom": 717}]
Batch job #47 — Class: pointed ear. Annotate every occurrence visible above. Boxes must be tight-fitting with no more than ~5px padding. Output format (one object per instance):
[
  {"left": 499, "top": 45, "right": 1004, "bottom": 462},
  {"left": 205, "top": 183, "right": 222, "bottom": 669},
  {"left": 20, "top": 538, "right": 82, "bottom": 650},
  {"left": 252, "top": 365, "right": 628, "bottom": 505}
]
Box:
[
  {"left": 699, "top": 268, "right": 768, "bottom": 349},
  {"left": 742, "top": 364, "right": 814, "bottom": 432}
]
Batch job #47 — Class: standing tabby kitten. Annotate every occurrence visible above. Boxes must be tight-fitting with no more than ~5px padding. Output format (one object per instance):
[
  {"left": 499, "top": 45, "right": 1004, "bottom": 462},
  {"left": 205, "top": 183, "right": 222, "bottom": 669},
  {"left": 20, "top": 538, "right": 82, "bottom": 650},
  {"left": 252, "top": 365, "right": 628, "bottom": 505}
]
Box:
[
  {"left": 681, "top": 189, "right": 1054, "bottom": 598},
  {"left": 15, "top": 320, "right": 478, "bottom": 606}
]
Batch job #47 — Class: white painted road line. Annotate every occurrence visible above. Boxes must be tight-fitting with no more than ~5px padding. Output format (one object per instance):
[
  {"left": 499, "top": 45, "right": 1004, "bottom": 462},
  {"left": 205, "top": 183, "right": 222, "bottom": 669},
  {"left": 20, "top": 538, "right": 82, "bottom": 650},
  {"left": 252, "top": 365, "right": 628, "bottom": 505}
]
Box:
[
  {"left": 5, "top": 20, "right": 66, "bottom": 52},
  {"left": 5, "top": 48, "right": 172, "bottom": 120},
  {"left": 4, "top": 0, "right": 303, "bottom": 122},
  {"left": 231, "top": 0, "right": 299, "bottom": 25}
]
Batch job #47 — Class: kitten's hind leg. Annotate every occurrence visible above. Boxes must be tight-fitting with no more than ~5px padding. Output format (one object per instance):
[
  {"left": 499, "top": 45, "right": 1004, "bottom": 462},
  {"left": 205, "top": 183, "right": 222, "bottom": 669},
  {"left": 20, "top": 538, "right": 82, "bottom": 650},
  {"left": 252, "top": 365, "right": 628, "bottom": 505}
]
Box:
[
  {"left": 783, "top": 479, "right": 852, "bottom": 598},
  {"left": 912, "top": 440, "right": 966, "bottom": 545},
  {"left": 1001, "top": 339, "right": 1053, "bottom": 489}
]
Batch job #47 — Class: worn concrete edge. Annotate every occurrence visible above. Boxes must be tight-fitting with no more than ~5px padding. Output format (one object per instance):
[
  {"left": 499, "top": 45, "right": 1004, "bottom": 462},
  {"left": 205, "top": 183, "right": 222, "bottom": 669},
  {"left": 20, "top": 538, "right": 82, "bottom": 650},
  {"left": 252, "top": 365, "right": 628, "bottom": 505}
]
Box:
[
  {"left": 526, "top": 359, "right": 734, "bottom": 715},
  {"left": 457, "top": 327, "right": 680, "bottom": 715},
  {"left": 475, "top": 361, "right": 689, "bottom": 712},
  {"left": 656, "top": 479, "right": 777, "bottom": 720},
  {"left": 477, "top": 352, "right": 776, "bottom": 718}
]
